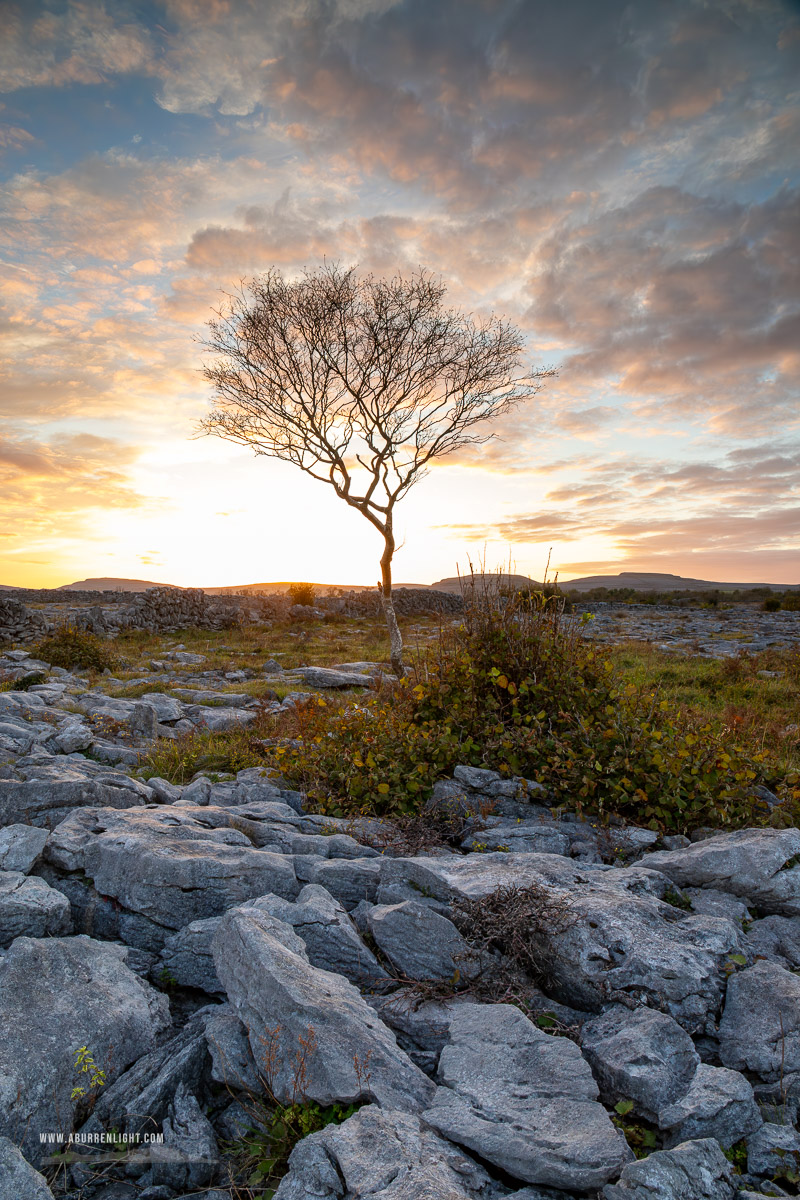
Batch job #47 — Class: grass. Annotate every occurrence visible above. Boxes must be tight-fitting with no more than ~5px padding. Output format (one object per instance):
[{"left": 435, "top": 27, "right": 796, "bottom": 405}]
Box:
[
  {"left": 606, "top": 642, "right": 800, "bottom": 781},
  {"left": 111, "top": 615, "right": 441, "bottom": 674}
]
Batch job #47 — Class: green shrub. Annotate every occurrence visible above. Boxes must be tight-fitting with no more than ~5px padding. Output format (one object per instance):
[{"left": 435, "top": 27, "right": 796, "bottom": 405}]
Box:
[
  {"left": 33, "top": 625, "right": 116, "bottom": 672},
  {"left": 763, "top": 597, "right": 782, "bottom": 612},
  {"left": 288, "top": 582, "right": 316, "bottom": 607},
  {"left": 268, "top": 583, "right": 798, "bottom": 831}
]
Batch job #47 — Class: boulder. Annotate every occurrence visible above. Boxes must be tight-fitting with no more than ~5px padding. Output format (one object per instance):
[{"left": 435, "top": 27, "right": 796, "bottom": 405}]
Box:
[
  {"left": 643, "top": 829, "right": 800, "bottom": 916},
  {"left": 0, "top": 823, "right": 49, "bottom": 873},
  {"left": 148, "top": 1083, "right": 219, "bottom": 1191},
  {"left": 246, "top": 885, "right": 388, "bottom": 987},
  {"left": 657, "top": 1064, "right": 761, "bottom": 1148},
  {"left": 53, "top": 722, "right": 93, "bottom": 754},
  {"left": 81, "top": 1017, "right": 210, "bottom": 1139},
  {"left": 718, "top": 960, "right": 800, "bottom": 1080},
  {"left": 0, "top": 869, "right": 71, "bottom": 945},
  {"left": 424, "top": 1003, "right": 630, "bottom": 1190},
  {"left": 601, "top": 1138, "right": 736, "bottom": 1199},
  {"left": 746, "top": 1121, "right": 800, "bottom": 1177},
  {"left": 202, "top": 1003, "right": 261, "bottom": 1094},
  {"left": 211, "top": 905, "right": 435, "bottom": 1112},
  {"left": 273, "top": 1104, "right": 501, "bottom": 1200},
  {"left": 580, "top": 1005, "right": 700, "bottom": 1119},
  {"left": 156, "top": 918, "right": 223, "bottom": 993},
  {"left": 744, "top": 914, "right": 800, "bottom": 969},
  {"left": 366, "top": 899, "right": 476, "bottom": 982},
  {"left": 0, "top": 1135, "right": 56, "bottom": 1200},
  {"left": 0, "top": 935, "right": 171, "bottom": 1164}
]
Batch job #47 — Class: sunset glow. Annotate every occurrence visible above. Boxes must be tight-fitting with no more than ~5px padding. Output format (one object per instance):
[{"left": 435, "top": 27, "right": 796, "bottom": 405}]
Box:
[{"left": 1, "top": 0, "right": 798, "bottom": 587}]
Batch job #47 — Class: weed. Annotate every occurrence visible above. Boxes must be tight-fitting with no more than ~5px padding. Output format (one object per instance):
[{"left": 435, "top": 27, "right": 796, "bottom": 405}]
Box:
[
  {"left": 612, "top": 1101, "right": 658, "bottom": 1158},
  {"left": 663, "top": 887, "right": 693, "bottom": 911},
  {"left": 451, "top": 881, "right": 576, "bottom": 990},
  {"left": 220, "top": 1024, "right": 363, "bottom": 1199}
]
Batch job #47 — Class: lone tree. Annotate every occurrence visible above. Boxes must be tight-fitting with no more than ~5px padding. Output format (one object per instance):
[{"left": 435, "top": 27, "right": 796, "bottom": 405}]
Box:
[{"left": 200, "top": 263, "right": 552, "bottom": 676}]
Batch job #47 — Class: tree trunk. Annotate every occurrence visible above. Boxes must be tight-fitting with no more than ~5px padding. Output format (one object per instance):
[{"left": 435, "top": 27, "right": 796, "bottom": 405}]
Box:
[{"left": 379, "top": 527, "right": 405, "bottom": 678}]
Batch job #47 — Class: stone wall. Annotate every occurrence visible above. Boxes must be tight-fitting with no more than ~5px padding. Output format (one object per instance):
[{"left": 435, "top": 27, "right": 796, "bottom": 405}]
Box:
[
  {"left": 0, "top": 597, "right": 49, "bottom": 645},
  {"left": 0, "top": 585, "right": 463, "bottom": 646}
]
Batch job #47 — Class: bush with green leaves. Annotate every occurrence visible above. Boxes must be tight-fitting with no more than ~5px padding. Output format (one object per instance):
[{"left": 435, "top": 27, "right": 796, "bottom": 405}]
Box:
[
  {"left": 288, "top": 582, "right": 316, "bottom": 607},
  {"left": 34, "top": 625, "right": 116, "bottom": 672},
  {"left": 268, "top": 582, "right": 798, "bottom": 831}
]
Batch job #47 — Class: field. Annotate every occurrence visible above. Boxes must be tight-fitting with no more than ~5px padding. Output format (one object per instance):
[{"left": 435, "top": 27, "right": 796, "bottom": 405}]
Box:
[{"left": 63, "top": 602, "right": 799, "bottom": 833}]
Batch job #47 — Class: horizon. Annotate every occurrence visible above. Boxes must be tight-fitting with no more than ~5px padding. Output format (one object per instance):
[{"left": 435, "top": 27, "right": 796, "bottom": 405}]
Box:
[{"left": 1, "top": 1, "right": 798, "bottom": 588}]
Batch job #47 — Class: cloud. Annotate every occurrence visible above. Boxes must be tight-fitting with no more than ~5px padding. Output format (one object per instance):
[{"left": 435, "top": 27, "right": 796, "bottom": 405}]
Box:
[
  {"left": 0, "top": 3, "right": 154, "bottom": 93},
  {"left": 438, "top": 444, "right": 800, "bottom": 570}
]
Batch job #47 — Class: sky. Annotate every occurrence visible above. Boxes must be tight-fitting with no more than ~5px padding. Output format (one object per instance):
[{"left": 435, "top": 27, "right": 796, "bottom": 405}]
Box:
[{"left": 0, "top": 0, "right": 798, "bottom": 589}]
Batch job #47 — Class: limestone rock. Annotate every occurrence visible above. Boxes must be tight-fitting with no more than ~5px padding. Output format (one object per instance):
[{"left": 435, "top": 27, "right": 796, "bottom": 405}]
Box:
[
  {"left": 580, "top": 1005, "right": 700, "bottom": 1119},
  {"left": 643, "top": 829, "right": 800, "bottom": 916},
  {"left": 246, "top": 885, "right": 388, "bottom": 987},
  {"left": 202, "top": 1003, "right": 261, "bottom": 1093},
  {"left": 746, "top": 1122, "right": 800, "bottom": 1177},
  {"left": 744, "top": 914, "right": 800, "bottom": 969},
  {"left": 0, "top": 869, "right": 71, "bottom": 946},
  {"left": 211, "top": 904, "right": 435, "bottom": 1111},
  {"left": 0, "top": 823, "right": 49, "bottom": 873},
  {"left": 0, "top": 935, "right": 171, "bottom": 1164},
  {"left": 366, "top": 899, "right": 475, "bottom": 982},
  {"left": 81, "top": 1017, "right": 209, "bottom": 1139},
  {"left": 424, "top": 1003, "right": 630, "bottom": 1190},
  {"left": 149, "top": 1082, "right": 219, "bottom": 1191},
  {"left": 380, "top": 854, "right": 744, "bottom": 1032},
  {"left": 157, "top": 918, "right": 223, "bottom": 993},
  {"left": 657, "top": 1064, "right": 761, "bottom": 1148},
  {"left": 601, "top": 1138, "right": 736, "bottom": 1199},
  {"left": 0, "top": 1135, "right": 56, "bottom": 1200},
  {"left": 718, "top": 960, "right": 800, "bottom": 1080},
  {"left": 45, "top": 804, "right": 301, "bottom": 935},
  {"left": 0, "top": 758, "right": 152, "bottom": 827},
  {"left": 273, "top": 1104, "right": 500, "bottom": 1200}
]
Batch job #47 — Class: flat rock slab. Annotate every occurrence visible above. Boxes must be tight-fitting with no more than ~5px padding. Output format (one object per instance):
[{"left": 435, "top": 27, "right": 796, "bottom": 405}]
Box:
[
  {"left": 273, "top": 1105, "right": 500, "bottom": 1200},
  {"left": 0, "top": 758, "right": 152, "bottom": 827},
  {"left": 212, "top": 904, "right": 435, "bottom": 1112},
  {"left": 718, "top": 959, "right": 800, "bottom": 1080},
  {"left": 0, "top": 935, "right": 170, "bottom": 1165},
  {"left": 289, "top": 667, "right": 375, "bottom": 689},
  {"left": 644, "top": 828, "right": 800, "bottom": 916},
  {"left": 45, "top": 804, "right": 301, "bottom": 933},
  {"left": 0, "top": 869, "right": 71, "bottom": 945},
  {"left": 602, "top": 1137, "right": 736, "bottom": 1199},
  {"left": 424, "top": 1003, "right": 630, "bottom": 1190},
  {"left": 183, "top": 704, "right": 258, "bottom": 731}
]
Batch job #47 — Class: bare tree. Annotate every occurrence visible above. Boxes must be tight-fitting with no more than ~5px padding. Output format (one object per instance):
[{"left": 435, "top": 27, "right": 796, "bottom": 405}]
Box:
[{"left": 199, "top": 263, "right": 552, "bottom": 676}]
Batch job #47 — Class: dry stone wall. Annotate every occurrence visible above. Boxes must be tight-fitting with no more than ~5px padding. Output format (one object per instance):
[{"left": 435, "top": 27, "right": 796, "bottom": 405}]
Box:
[{"left": 0, "top": 585, "right": 462, "bottom": 645}]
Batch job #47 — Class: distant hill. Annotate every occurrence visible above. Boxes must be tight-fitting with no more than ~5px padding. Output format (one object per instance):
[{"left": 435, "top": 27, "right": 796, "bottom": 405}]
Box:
[
  {"left": 58, "top": 577, "right": 180, "bottom": 592},
  {"left": 429, "top": 573, "right": 541, "bottom": 594},
  {"left": 559, "top": 572, "right": 800, "bottom": 592}
]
